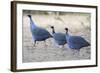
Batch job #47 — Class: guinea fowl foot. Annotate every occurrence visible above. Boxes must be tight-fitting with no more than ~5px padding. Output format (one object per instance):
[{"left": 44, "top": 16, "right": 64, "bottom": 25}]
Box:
[
  {"left": 32, "top": 43, "right": 36, "bottom": 48},
  {"left": 43, "top": 40, "right": 48, "bottom": 47},
  {"left": 32, "top": 41, "right": 37, "bottom": 48},
  {"left": 72, "top": 49, "right": 80, "bottom": 56}
]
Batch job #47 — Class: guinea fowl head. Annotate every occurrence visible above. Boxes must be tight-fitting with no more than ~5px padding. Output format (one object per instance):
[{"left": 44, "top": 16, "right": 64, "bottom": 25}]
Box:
[
  {"left": 65, "top": 28, "right": 68, "bottom": 34},
  {"left": 50, "top": 26, "right": 55, "bottom": 34},
  {"left": 50, "top": 26, "right": 54, "bottom": 29},
  {"left": 27, "top": 15, "right": 31, "bottom": 18}
]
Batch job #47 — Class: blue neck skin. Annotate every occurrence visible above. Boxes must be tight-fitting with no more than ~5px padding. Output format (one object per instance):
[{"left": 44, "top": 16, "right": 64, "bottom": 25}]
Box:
[
  {"left": 52, "top": 28, "right": 55, "bottom": 34},
  {"left": 52, "top": 29, "right": 55, "bottom": 34},
  {"left": 66, "top": 32, "right": 70, "bottom": 39},
  {"left": 29, "top": 16, "right": 37, "bottom": 29}
]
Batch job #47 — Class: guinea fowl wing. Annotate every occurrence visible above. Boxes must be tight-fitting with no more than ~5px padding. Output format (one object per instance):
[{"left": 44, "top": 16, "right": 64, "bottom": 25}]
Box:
[
  {"left": 68, "top": 36, "right": 89, "bottom": 49},
  {"left": 31, "top": 27, "right": 51, "bottom": 40},
  {"left": 54, "top": 33, "right": 66, "bottom": 41},
  {"left": 53, "top": 33, "right": 66, "bottom": 45}
]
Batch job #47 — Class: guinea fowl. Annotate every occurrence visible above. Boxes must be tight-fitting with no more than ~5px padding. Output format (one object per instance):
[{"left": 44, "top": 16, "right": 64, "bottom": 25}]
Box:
[
  {"left": 50, "top": 26, "right": 67, "bottom": 47},
  {"left": 65, "top": 28, "right": 90, "bottom": 52},
  {"left": 27, "top": 15, "right": 52, "bottom": 46}
]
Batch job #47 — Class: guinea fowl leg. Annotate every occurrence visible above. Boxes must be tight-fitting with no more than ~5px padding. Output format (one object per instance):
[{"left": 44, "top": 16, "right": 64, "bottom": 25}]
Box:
[
  {"left": 76, "top": 49, "right": 80, "bottom": 57},
  {"left": 72, "top": 49, "right": 81, "bottom": 59},
  {"left": 72, "top": 49, "right": 75, "bottom": 55},
  {"left": 44, "top": 40, "right": 47, "bottom": 47},
  {"left": 76, "top": 49, "right": 81, "bottom": 59},
  {"left": 62, "top": 45, "right": 65, "bottom": 48},
  {"left": 72, "top": 49, "right": 79, "bottom": 55},
  {"left": 32, "top": 40, "right": 36, "bottom": 47},
  {"left": 61, "top": 45, "right": 66, "bottom": 51}
]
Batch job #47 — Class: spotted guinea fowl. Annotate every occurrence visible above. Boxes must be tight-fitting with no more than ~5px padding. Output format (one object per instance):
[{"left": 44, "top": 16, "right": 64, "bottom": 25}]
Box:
[
  {"left": 50, "top": 26, "right": 67, "bottom": 47},
  {"left": 27, "top": 15, "right": 52, "bottom": 46},
  {"left": 65, "top": 28, "right": 90, "bottom": 51}
]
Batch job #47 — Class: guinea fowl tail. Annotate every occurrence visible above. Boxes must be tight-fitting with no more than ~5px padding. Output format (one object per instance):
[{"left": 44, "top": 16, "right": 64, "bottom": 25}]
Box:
[
  {"left": 50, "top": 34, "right": 53, "bottom": 38},
  {"left": 88, "top": 43, "right": 90, "bottom": 46},
  {"left": 87, "top": 42, "right": 90, "bottom": 46}
]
